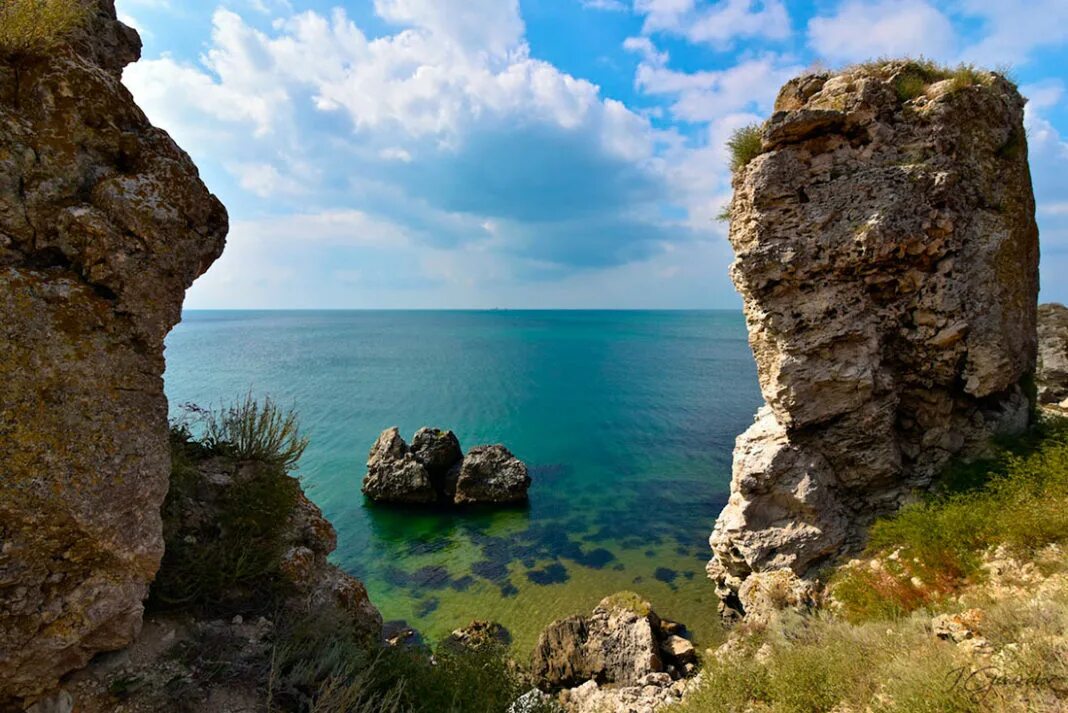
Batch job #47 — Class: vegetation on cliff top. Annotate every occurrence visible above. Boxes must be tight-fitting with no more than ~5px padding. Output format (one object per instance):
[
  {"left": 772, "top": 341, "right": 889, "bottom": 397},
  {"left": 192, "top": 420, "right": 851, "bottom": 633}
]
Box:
[
  {"left": 0, "top": 0, "right": 88, "bottom": 57},
  {"left": 727, "top": 124, "right": 764, "bottom": 173}
]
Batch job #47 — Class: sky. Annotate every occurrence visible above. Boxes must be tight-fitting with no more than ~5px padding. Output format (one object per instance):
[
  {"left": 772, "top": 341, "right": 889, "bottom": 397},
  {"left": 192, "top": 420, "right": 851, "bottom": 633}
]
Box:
[{"left": 115, "top": 0, "right": 1068, "bottom": 309}]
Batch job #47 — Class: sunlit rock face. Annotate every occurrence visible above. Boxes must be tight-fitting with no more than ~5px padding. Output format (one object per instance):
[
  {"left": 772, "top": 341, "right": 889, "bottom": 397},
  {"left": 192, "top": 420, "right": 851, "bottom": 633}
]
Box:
[
  {"left": 709, "top": 62, "right": 1039, "bottom": 618},
  {"left": 0, "top": 1, "right": 227, "bottom": 703}
]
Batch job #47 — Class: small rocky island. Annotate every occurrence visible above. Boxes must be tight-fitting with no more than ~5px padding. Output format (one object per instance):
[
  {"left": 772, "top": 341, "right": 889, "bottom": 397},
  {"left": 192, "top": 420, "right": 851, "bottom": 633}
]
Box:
[{"left": 362, "top": 427, "right": 531, "bottom": 505}]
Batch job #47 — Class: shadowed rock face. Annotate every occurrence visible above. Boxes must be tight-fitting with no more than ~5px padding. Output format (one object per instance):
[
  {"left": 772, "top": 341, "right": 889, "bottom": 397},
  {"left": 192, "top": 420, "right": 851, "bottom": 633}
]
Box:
[
  {"left": 0, "top": 1, "right": 228, "bottom": 703},
  {"left": 709, "top": 63, "right": 1039, "bottom": 618},
  {"left": 1038, "top": 303, "right": 1068, "bottom": 407}
]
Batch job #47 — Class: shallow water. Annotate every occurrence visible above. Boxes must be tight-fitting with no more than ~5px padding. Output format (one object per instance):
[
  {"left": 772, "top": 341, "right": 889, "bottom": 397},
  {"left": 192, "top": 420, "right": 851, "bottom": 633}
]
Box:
[{"left": 164, "top": 310, "right": 762, "bottom": 651}]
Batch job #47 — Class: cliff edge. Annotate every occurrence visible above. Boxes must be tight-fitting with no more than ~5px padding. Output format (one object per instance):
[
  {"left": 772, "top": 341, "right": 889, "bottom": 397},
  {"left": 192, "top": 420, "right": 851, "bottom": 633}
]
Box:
[
  {"left": 0, "top": 1, "right": 228, "bottom": 704},
  {"left": 709, "top": 61, "right": 1040, "bottom": 618}
]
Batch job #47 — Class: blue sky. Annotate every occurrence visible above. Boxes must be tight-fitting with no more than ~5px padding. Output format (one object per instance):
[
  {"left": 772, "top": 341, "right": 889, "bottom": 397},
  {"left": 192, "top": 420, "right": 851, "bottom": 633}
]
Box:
[{"left": 115, "top": 0, "right": 1068, "bottom": 309}]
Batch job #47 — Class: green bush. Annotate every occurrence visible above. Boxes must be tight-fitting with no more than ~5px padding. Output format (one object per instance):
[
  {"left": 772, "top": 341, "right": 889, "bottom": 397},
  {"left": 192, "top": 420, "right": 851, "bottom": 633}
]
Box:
[
  {"left": 268, "top": 609, "right": 540, "bottom": 713},
  {"left": 151, "top": 414, "right": 303, "bottom": 612},
  {"left": 204, "top": 393, "right": 310, "bottom": 471},
  {"left": 0, "top": 0, "right": 88, "bottom": 57},
  {"left": 727, "top": 124, "right": 764, "bottom": 172}
]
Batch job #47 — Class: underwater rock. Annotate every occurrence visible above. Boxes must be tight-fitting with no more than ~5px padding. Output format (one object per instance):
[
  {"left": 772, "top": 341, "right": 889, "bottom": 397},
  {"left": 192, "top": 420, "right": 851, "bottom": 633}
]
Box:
[
  {"left": 1038, "top": 303, "right": 1068, "bottom": 407},
  {"left": 531, "top": 592, "right": 696, "bottom": 691},
  {"left": 710, "top": 61, "right": 1039, "bottom": 618},
  {"left": 361, "top": 428, "right": 529, "bottom": 505}
]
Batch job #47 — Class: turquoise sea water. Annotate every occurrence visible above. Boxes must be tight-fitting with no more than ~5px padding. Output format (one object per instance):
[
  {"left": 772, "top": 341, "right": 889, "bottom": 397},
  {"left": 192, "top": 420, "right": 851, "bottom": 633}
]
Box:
[{"left": 164, "top": 310, "right": 762, "bottom": 650}]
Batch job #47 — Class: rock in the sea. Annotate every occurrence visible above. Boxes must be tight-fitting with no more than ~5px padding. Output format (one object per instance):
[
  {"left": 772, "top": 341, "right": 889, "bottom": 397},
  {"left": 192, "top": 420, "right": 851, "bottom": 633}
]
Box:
[
  {"left": 445, "top": 620, "right": 512, "bottom": 651},
  {"left": 0, "top": 2, "right": 227, "bottom": 704},
  {"left": 531, "top": 592, "right": 695, "bottom": 691},
  {"left": 411, "top": 427, "right": 464, "bottom": 479},
  {"left": 709, "top": 61, "right": 1039, "bottom": 618},
  {"left": 362, "top": 427, "right": 438, "bottom": 503},
  {"left": 454, "top": 445, "right": 531, "bottom": 505},
  {"left": 1038, "top": 303, "right": 1068, "bottom": 407},
  {"left": 361, "top": 428, "right": 529, "bottom": 505}
]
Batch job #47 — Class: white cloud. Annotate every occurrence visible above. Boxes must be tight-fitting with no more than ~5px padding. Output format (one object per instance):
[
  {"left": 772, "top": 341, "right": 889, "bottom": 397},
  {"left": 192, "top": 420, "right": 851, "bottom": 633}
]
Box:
[
  {"left": 226, "top": 162, "right": 304, "bottom": 198},
  {"left": 623, "top": 36, "right": 668, "bottom": 67},
  {"left": 958, "top": 0, "right": 1068, "bottom": 66},
  {"left": 635, "top": 54, "right": 802, "bottom": 123},
  {"left": 807, "top": 0, "right": 956, "bottom": 64},
  {"left": 581, "top": 0, "right": 629, "bottom": 11},
  {"left": 635, "top": 0, "right": 791, "bottom": 48}
]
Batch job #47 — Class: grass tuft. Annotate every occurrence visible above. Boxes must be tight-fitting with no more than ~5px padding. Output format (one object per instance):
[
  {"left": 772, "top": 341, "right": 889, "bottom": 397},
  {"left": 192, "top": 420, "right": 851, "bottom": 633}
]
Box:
[
  {"left": 727, "top": 124, "right": 764, "bottom": 172},
  {"left": 0, "top": 0, "right": 89, "bottom": 57}
]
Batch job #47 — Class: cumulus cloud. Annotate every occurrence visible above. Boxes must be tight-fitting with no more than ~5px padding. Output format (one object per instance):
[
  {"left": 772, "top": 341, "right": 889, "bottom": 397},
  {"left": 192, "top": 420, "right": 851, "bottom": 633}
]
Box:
[
  {"left": 958, "top": 0, "right": 1068, "bottom": 65},
  {"left": 123, "top": 0, "right": 701, "bottom": 284},
  {"left": 807, "top": 0, "right": 957, "bottom": 64},
  {"left": 635, "top": 0, "right": 791, "bottom": 49}
]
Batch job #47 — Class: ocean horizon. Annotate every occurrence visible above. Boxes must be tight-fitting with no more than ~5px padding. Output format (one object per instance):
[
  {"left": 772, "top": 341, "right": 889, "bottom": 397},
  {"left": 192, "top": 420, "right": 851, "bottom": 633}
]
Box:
[{"left": 164, "top": 309, "right": 763, "bottom": 649}]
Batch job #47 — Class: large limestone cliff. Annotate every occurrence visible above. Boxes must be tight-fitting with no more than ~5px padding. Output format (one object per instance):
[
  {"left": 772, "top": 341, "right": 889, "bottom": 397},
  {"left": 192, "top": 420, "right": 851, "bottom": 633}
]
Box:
[
  {"left": 0, "top": 1, "right": 228, "bottom": 703},
  {"left": 709, "top": 63, "right": 1039, "bottom": 618}
]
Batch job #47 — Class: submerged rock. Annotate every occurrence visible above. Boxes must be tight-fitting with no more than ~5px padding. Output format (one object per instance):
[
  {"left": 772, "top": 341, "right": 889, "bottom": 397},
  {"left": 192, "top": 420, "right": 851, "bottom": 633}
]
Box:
[
  {"left": 361, "top": 428, "right": 529, "bottom": 505},
  {"left": 1038, "top": 303, "right": 1068, "bottom": 408},
  {"left": 0, "top": 1, "right": 227, "bottom": 704},
  {"left": 531, "top": 592, "right": 695, "bottom": 691},
  {"left": 709, "top": 61, "right": 1039, "bottom": 618}
]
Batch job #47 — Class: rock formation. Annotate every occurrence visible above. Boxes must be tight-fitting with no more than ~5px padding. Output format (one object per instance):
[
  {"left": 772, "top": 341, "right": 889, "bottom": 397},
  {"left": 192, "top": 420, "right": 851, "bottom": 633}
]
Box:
[
  {"left": 531, "top": 592, "right": 695, "bottom": 691},
  {"left": 709, "top": 62, "right": 1039, "bottom": 618},
  {"left": 1038, "top": 303, "right": 1068, "bottom": 408},
  {"left": 362, "top": 427, "right": 530, "bottom": 505},
  {"left": 0, "top": 1, "right": 228, "bottom": 704}
]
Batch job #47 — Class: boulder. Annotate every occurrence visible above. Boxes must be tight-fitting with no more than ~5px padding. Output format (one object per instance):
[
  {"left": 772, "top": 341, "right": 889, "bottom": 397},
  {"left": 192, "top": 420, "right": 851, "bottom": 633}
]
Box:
[
  {"left": 411, "top": 427, "right": 464, "bottom": 479},
  {"left": 0, "top": 2, "right": 228, "bottom": 704},
  {"left": 531, "top": 593, "right": 695, "bottom": 691},
  {"left": 709, "top": 61, "right": 1039, "bottom": 617},
  {"left": 444, "top": 620, "right": 512, "bottom": 651},
  {"left": 453, "top": 445, "right": 531, "bottom": 505},
  {"left": 1038, "top": 303, "right": 1068, "bottom": 407},
  {"left": 361, "top": 428, "right": 437, "bottom": 503},
  {"left": 361, "top": 429, "right": 530, "bottom": 506}
]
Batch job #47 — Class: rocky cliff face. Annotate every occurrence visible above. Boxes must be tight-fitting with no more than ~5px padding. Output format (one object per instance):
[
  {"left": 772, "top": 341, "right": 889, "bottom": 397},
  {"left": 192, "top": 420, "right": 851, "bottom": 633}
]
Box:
[
  {"left": 709, "top": 62, "right": 1039, "bottom": 618},
  {"left": 1038, "top": 303, "right": 1068, "bottom": 408},
  {"left": 0, "top": 1, "right": 228, "bottom": 704}
]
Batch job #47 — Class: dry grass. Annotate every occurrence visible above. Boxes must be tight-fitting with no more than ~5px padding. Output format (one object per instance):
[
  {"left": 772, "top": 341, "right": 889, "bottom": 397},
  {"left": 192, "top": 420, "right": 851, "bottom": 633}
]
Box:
[{"left": 0, "top": 0, "right": 88, "bottom": 57}]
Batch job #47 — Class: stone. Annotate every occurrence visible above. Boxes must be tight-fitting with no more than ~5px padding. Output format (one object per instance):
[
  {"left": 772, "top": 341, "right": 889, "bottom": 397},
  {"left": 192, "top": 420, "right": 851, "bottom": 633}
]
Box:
[
  {"left": 361, "top": 428, "right": 437, "bottom": 503},
  {"left": 0, "top": 1, "right": 228, "bottom": 704},
  {"left": 411, "top": 427, "right": 464, "bottom": 481},
  {"left": 445, "top": 620, "right": 512, "bottom": 650},
  {"left": 508, "top": 689, "right": 562, "bottom": 713},
  {"left": 453, "top": 445, "right": 531, "bottom": 505},
  {"left": 932, "top": 609, "right": 986, "bottom": 644},
  {"left": 736, "top": 569, "right": 818, "bottom": 626},
  {"left": 709, "top": 61, "right": 1039, "bottom": 616},
  {"left": 660, "top": 636, "right": 696, "bottom": 666},
  {"left": 1038, "top": 303, "right": 1068, "bottom": 406},
  {"left": 532, "top": 592, "right": 697, "bottom": 691}
]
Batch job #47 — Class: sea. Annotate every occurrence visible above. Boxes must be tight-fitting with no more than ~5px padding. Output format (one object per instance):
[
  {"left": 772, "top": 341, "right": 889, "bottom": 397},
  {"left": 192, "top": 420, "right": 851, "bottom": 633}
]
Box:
[{"left": 163, "top": 310, "right": 762, "bottom": 651}]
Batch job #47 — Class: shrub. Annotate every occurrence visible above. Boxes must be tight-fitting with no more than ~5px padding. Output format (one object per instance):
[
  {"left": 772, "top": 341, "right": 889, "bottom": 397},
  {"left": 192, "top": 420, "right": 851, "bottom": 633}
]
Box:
[
  {"left": 204, "top": 393, "right": 309, "bottom": 471},
  {"left": 268, "top": 609, "right": 539, "bottom": 713},
  {"left": 727, "top": 124, "right": 764, "bottom": 172},
  {"left": 151, "top": 417, "right": 303, "bottom": 612},
  {"left": 832, "top": 416, "right": 1068, "bottom": 622},
  {"left": 0, "top": 0, "right": 89, "bottom": 57}
]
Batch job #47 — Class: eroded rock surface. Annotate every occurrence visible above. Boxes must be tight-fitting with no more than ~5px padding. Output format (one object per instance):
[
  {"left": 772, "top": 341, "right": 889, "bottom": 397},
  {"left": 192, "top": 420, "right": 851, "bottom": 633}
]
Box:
[
  {"left": 1038, "top": 303, "right": 1068, "bottom": 408},
  {"left": 362, "top": 427, "right": 530, "bottom": 505},
  {"left": 0, "top": 2, "right": 227, "bottom": 704},
  {"left": 531, "top": 593, "right": 694, "bottom": 691},
  {"left": 709, "top": 62, "right": 1039, "bottom": 618}
]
